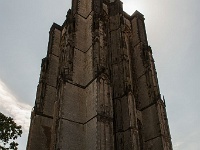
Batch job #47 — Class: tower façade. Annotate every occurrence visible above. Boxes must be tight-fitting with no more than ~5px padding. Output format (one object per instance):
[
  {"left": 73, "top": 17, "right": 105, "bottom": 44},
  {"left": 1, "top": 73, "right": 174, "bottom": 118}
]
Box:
[{"left": 27, "top": 0, "right": 173, "bottom": 149}]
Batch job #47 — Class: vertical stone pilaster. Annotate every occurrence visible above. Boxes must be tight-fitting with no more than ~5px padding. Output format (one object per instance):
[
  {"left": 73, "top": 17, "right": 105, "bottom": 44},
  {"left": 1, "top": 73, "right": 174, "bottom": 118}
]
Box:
[
  {"left": 130, "top": 10, "right": 173, "bottom": 150},
  {"left": 27, "top": 24, "right": 61, "bottom": 150},
  {"left": 109, "top": 1, "right": 141, "bottom": 150}
]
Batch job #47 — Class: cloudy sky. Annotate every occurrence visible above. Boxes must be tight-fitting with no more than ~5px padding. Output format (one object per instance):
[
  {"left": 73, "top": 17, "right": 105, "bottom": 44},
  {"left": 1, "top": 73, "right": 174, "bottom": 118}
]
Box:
[{"left": 0, "top": 0, "right": 199, "bottom": 149}]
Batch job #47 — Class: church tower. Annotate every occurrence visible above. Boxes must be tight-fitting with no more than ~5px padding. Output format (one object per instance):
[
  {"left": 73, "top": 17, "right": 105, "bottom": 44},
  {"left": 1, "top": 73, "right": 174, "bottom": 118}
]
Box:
[{"left": 27, "top": 0, "right": 173, "bottom": 149}]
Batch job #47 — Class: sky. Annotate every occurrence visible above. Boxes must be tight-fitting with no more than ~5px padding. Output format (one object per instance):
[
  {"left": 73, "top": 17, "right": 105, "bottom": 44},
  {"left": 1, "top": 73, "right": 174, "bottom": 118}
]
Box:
[{"left": 0, "top": 0, "right": 200, "bottom": 149}]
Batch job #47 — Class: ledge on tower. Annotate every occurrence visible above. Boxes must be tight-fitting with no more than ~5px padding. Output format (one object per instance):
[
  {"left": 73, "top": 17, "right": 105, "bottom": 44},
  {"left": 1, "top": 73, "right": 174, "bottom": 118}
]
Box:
[
  {"left": 131, "top": 10, "right": 145, "bottom": 20},
  {"left": 123, "top": 10, "right": 145, "bottom": 20},
  {"left": 50, "top": 23, "right": 62, "bottom": 33}
]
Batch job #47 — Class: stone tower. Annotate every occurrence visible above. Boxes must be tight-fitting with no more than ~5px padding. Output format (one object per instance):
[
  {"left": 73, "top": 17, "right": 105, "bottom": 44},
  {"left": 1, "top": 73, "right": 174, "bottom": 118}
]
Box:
[{"left": 27, "top": 0, "right": 173, "bottom": 149}]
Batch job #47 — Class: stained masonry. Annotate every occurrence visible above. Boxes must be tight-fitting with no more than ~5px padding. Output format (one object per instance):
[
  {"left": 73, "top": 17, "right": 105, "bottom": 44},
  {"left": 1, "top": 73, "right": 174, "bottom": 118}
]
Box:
[{"left": 27, "top": 0, "right": 173, "bottom": 149}]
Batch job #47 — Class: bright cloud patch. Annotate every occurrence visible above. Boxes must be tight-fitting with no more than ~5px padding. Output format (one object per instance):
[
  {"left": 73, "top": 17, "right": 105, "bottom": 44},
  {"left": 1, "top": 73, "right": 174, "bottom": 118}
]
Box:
[{"left": 0, "top": 79, "right": 32, "bottom": 132}]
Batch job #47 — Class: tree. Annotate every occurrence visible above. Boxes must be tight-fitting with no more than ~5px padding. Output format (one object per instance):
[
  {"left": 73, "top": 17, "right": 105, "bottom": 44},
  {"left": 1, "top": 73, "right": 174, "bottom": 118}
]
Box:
[{"left": 0, "top": 112, "right": 22, "bottom": 150}]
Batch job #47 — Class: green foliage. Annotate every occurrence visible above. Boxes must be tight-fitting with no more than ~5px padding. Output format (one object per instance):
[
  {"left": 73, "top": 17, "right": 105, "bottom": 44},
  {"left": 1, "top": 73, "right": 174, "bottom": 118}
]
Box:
[{"left": 0, "top": 112, "right": 22, "bottom": 150}]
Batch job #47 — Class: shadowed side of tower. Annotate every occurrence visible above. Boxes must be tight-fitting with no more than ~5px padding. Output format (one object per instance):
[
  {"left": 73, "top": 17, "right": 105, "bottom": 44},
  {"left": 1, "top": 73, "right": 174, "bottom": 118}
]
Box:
[
  {"left": 26, "top": 22, "right": 61, "bottom": 150},
  {"left": 27, "top": 0, "right": 173, "bottom": 149}
]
